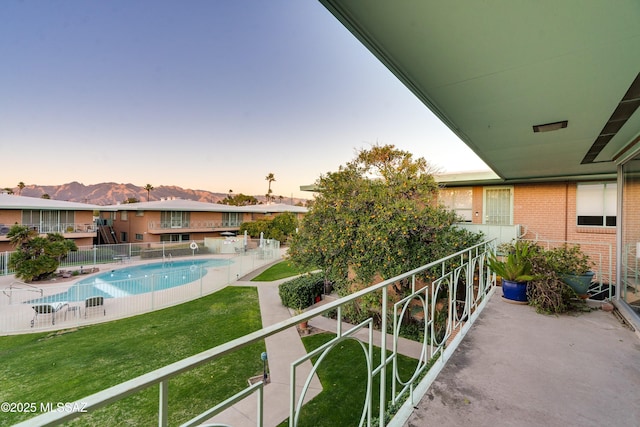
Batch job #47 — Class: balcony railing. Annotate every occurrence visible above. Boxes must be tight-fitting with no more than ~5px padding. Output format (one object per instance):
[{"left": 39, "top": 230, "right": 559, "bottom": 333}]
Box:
[
  {"left": 4, "top": 223, "right": 97, "bottom": 235},
  {"left": 525, "top": 239, "right": 615, "bottom": 300},
  {"left": 147, "top": 220, "right": 244, "bottom": 229},
  {"left": 15, "top": 240, "right": 496, "bottom": 427}
]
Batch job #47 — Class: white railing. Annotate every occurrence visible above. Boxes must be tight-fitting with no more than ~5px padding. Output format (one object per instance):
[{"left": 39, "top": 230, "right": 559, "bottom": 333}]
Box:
[
  {"left": 147, "top": 220, "right": 244, "bottom": 229},
  {"left": 9, "top": 223, "right": 97, "bottom": 234},
  {"left": 525, "top": 239, "right": 615, "bottom": 300},
  {"left": 14, "top": 240, "right": 496, "bottom": 427},
  {"left": 455, "top": 223, "right": 520, "bottom": 246},
  {"left": 0, "top": 239, "right": 279, "bottom": 277},
  {"left": 0, "top": 248, "right": 282, "bottom": 335}
]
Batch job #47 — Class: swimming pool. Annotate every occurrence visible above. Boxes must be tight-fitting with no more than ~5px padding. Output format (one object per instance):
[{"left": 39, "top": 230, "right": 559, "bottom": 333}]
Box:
[{"left": 30, "top": 258, "right": 232, "bottom": 303}]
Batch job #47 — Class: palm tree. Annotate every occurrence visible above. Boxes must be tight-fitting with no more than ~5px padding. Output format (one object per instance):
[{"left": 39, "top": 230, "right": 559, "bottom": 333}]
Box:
[
  {"left": 144, "top": 184, "right": 154, "bottom": 202},
  {"left": 17, "top": 181, "right": 25, "bottom": 195},
  {"left": 265, "top": 173, "right": 275, "bottom": 203},
  {"left": 8, "top": 225, "right": 36, "bottom": 248}
]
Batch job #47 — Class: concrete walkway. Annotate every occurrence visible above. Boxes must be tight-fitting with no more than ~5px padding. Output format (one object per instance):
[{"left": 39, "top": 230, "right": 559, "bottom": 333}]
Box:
[
  {"left": 207, "top": 263, "right": 424, "bottom": 426},
  {"left": 206, "top": 272, "right": 323, "bottom": 426},
  {"left": 405, "top": 295, "right": 640, "bottom": 427}
]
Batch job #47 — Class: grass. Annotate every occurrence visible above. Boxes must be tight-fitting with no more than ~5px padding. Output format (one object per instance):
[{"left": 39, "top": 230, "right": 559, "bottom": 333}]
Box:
[
  {"left": 0, "top": 287, "right": 264, "bottom": 426},
  {"left": 277, "top": 332, "right": 420, "bottom": 427},
  {"left": 251, "top": 260, "right": 313, "bottom": 281}
]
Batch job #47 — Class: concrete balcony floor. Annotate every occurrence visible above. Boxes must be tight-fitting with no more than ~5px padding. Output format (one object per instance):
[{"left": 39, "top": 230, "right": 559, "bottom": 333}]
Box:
[{"left": 405, "top": 295, "right": 640, "bottom": 427}]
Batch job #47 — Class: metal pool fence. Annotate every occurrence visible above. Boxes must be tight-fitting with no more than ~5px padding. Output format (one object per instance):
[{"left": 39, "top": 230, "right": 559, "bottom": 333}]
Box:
[
  {"left": 0, "top": 245, "right": 283, "bottom": 335},
  {"left": 0, "top": 239, "right": 280, "bottom": 276}
]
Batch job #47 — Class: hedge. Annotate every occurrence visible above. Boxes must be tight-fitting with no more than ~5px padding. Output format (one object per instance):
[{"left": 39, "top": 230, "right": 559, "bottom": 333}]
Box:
[{"left": 278, "top": 272, "right": 324, "bottom": 310}]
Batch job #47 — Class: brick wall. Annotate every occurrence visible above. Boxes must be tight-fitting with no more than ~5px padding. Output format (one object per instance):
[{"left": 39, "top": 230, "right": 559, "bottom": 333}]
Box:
[{"left": 440, "top": 182, "right": 617, "bottom": 283}]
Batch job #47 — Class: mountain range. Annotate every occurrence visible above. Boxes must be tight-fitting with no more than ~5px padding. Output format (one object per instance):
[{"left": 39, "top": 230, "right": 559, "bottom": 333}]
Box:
[{"left": 6, "top": 182, "right": 308, "bottom": 206}]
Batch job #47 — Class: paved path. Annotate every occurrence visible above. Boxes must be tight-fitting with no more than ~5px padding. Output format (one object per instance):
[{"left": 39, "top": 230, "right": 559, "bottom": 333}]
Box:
[
  {"left": 207, "top": 263, "right": 424, "bottom": 426},
  {"left": 206, "top": 276, "right": 322, "bottom": 427}
]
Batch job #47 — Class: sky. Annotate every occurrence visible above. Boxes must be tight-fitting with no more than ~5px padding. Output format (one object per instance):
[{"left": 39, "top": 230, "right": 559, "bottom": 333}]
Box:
[{"left": 1, "top": 1, "right": 489, "bottom": 200}]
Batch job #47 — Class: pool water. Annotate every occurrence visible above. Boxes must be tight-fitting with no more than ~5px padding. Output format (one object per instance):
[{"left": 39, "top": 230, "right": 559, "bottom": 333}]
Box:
[{"left": 30, "top": 258, "right": 232, "bottom": 303}]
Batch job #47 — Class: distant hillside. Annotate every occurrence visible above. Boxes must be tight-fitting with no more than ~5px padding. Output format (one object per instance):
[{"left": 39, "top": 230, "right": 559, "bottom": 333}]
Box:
[{"left": 9, "top": 182, "right": 308, "bottom": 206}]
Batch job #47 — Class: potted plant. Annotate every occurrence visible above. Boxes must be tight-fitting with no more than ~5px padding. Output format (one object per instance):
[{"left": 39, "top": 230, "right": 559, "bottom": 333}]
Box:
[
  {"left": 546, "top": 245, "right": 594, "bottom": 296},
  {"left": 293, "top": 307, "right": 309, "bottom": 330},
  {"left": 487, "top": 240, "right": 535, "bottom": 302}
]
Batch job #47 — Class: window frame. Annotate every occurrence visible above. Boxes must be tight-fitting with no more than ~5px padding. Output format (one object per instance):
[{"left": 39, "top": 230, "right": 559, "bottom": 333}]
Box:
[
  {"left": 576, "top": 182, "right": 617, "bottom": 228},
  {"left": 482, "top": 186, "right": 513, "bottom": 225}
]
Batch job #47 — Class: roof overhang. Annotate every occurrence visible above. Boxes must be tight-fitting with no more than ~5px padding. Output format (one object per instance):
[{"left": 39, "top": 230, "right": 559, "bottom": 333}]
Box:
[
  {"left": 320, "top": 1, "right": 640, "bottom": 182},
  {"left": 0, "top": 194, "right": 112, "bottom": 211}
]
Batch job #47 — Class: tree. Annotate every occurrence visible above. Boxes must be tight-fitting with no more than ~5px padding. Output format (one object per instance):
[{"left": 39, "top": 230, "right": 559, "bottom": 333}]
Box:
[
  {"left": 41, "top": 193, "right": 50, "bottom": 199},
  {"left": 3, "top": 187, "right": 13, "bottom": 195},
  {"left": 288, "top": 144, "right": 483, "bottom": 295},
  {"left": 123, "top": 197, "right": 139, "bottom": 204},
  {"left": 8, "top": 225, "right": 37, "bottom": 248},
  {"left": 17, "top": 181, "right": 25, "bottom": 195},
  {"left": 239, "top": 212, "right": 298, "bottom": 244},
  {"left": 218, "top": 193, "right": 259, "bottom": 206},
  {"left": 265, "top": 173, "right": 276, "bottom": 203},
  {"left": 144, "top": 184, "right": 154, "bottom": 201},
  {"left": 7, "top": 225, "right": 78, "bottom": 281}
]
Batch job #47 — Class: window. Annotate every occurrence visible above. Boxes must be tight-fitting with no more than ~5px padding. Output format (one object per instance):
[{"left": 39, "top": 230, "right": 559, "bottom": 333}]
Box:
[
  {"left": 577, "top": 183, "right": 616, "bottom": 227},
  {"left": 120, "top": 211, "right": 128, "bottom": 221},
  {"left": 223, "top": 212, "right": 242, "bottom": 227},
  {"left": 440, "top": 187, "right": 473, "bottom": 222},
  {"left": 21, "top": 210, "right": 75, "bottom": 232},
  {"left": 21, "top": 210, "right": 39, "bottom": 227},
  {"left": 483, "top": 187, "right": 513, "bottom": 225},
  {"left": 160, "top": 211, "right": 190, "bottom": 228},
  {"left": 120, "top": 231, "right": 128, "bottom": 242},
  {"left": 135, "top": 234, "right": 144, "bottom": 241},
  {"left": 160, "top": 234, "right": 190, "bottom": 242},
  {"left": 136, "top": 211, "right": 144, "bottom": 216}
]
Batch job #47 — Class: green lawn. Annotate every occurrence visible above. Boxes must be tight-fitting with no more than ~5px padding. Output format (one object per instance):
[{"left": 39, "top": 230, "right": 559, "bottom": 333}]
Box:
[
  {"left": 251, "top": 260, "right": 313, "bottom": 281},
  {"left": 0, "top": 287, "right": 264, "bottom": 426},
  {"left": 278, "top": 333, "right": 419, "bottom": 427}
]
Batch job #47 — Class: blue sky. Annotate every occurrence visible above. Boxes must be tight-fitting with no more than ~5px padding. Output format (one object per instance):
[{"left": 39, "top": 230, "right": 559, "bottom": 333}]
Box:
[{"left": 1, "top": 1, "right": 489, "bottom": 199}]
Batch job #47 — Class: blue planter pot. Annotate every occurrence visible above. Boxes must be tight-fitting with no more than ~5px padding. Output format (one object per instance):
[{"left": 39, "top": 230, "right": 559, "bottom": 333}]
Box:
[
  {"left": 561, "top": 271, "right": 595, "bottom": 295},
  {"left": 502, "top": 279, "right": 528, "bottom": 302}
]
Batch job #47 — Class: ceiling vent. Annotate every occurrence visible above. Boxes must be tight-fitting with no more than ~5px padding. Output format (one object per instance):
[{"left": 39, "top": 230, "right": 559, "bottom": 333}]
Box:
[{"left": 533, "top": 120, "right": 568, "bottom": 133}]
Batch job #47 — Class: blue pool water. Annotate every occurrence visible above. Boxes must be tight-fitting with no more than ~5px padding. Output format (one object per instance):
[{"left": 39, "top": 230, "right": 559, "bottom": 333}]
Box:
[{"left": 29, "top": 258, "right": 232, "bottom": 303}]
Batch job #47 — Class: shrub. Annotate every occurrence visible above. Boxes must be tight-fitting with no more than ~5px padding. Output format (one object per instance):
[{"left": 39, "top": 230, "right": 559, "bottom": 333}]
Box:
[
  {"left": 278, "top": 273, "right": 324, "bottom": 310},
  {"left": 8, "top": 227, "right": 77, "bottom": 281},
  {"left": 526, "top": 242, "right": 587, "bottom": 314}
]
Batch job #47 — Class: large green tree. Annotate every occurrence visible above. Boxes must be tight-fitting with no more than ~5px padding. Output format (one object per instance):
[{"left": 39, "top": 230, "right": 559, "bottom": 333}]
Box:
[
  {"left": 288, "top": 144, "right": 483, "bottom": 294},
  {"left": 8, "top": 225, "right": 78, "bottom": 281}
]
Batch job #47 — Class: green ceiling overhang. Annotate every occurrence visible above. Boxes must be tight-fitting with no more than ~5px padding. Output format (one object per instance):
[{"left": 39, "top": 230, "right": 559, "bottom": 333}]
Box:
[{"left": 320, "top": 0, "right": 640, "bottom": 182}]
